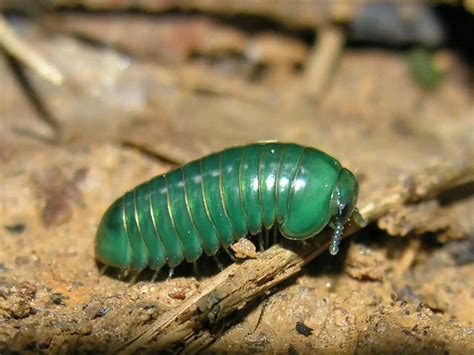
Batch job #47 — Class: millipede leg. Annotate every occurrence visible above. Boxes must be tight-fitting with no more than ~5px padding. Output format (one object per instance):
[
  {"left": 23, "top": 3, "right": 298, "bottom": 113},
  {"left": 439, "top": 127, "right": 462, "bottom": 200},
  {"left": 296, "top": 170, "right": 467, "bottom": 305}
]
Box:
[
  {"left": 129, "top": 270, "right": 142, "bottom": 285},
  {"left": 151, "top": 269, "right": 161, "bottom": 282},
  {"left": 99, "top": 264, "right": 109, "bottom": 275},
  {"left": 119, "top": 269, "right": 129, "bottom": 280},
  {"left": 224, "top": 247, "right": 236, "bottom": 261},
  {"left": 129, "top": 274, "right": 138, "bottom": 285},
  {"left": 167, "top": 268, "right": 174, "bottom": 282},
  {"left": 273, "top": 227, "right": 278, "bottom": 245},
  {"left": 258, "top": 232, "right": 264, "bottom": 251},
  {"left": 192, "top": 262, "right": 201, "bottom": 280},
  {"left": 213, "top": 255, "right": 224, "bottom": 271}
]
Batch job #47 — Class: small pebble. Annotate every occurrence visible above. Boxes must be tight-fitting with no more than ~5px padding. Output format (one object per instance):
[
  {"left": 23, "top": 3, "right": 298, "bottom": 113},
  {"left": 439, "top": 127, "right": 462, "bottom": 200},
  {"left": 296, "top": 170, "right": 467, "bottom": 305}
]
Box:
[
  {"left": 295, "top": 321, "right": 313, "bottom": 337},
  {"left": 4, "top": 223, "right": 26, "bottom": 235}
]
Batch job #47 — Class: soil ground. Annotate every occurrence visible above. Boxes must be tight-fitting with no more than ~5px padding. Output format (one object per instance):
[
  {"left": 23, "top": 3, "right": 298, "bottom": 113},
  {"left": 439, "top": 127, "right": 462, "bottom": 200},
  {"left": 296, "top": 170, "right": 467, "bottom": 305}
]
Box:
[{"left": 0, "top": 5, "right": 473, "bottom": 354}]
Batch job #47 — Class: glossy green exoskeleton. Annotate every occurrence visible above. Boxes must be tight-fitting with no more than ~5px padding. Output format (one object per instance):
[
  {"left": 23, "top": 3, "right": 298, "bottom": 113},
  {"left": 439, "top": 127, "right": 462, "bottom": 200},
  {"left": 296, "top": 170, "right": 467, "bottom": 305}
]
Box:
[{"left": 95, "top": 143, "right": 361, "bottom": 275}]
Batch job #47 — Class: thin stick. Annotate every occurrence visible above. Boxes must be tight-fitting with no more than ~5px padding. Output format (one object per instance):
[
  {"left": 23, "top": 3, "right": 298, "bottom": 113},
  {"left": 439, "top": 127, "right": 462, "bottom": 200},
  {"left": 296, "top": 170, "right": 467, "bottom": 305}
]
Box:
[
  {"left": 0, "top": 14, "right": 64, "bottom": 85},
  {"left": 393, "top": 238, "right": 421, "bottom": 282},
  {"left": 117, "top": 156, "right": 474, "bottom": 353},
  {"left": 264, "top": 228, "right": 269, "bottom": 248},
  {"left": 303, "top": 25, "right": 345, "bottom": 101}
]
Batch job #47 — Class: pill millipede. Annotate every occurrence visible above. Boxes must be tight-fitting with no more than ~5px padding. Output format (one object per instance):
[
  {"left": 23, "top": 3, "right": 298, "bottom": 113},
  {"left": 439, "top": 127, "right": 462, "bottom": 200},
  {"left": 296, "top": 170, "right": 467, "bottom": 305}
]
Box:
[{"left": 95, "top": 142, "right": 362, "bottom": 280}]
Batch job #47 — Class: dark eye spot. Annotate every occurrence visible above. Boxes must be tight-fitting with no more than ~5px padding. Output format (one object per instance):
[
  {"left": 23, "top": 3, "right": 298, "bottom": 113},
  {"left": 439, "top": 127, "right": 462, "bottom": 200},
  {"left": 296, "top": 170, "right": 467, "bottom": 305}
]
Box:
[{"left": 339, "top": 204, "right": 349, "bottom": 218}]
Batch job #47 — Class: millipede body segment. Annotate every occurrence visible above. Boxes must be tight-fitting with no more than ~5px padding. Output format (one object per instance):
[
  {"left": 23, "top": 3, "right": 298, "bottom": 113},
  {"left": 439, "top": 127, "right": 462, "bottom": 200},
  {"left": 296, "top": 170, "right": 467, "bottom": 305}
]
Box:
[{"left": 95, "top": 143, "right": 360, "bottom": 273}]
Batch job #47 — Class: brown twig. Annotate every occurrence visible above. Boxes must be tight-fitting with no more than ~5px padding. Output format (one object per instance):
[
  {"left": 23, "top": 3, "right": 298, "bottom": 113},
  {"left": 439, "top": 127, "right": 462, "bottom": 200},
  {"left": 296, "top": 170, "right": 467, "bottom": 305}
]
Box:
[
  {"left": 0, "top": 13, "right": 64, "bottom": 85},
  {"left": 393, "top": 238, "right": 422, "bottom": 282},
  {"left": 117, "top": 156, "right": 474, "bottom": 353},
  {"left": 46, "top": 0, "right": 358, "bottom": 28},
  {"left": 303, "top": 25, "right": 345, "bottom": 101}
]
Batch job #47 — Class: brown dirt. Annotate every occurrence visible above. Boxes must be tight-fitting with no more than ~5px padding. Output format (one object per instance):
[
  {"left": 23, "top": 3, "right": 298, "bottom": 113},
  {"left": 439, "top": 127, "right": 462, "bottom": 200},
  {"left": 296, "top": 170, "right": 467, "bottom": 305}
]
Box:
[{"left": 1, "top": 7, "right": 473, "bottom": 354}]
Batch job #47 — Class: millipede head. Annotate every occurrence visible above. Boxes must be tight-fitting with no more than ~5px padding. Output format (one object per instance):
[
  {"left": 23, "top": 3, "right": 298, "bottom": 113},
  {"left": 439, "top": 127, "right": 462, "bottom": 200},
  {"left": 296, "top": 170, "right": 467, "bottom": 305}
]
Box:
[{"left": 329, "top": 168, "right": 359, "bottom": 255}]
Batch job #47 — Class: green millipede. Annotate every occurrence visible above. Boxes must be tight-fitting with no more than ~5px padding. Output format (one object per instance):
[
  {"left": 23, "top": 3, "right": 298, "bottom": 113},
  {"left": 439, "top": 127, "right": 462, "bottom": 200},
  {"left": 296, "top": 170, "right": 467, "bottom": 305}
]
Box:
[{"left": 95, "top": 142, "right": 362, "bottom": 278}]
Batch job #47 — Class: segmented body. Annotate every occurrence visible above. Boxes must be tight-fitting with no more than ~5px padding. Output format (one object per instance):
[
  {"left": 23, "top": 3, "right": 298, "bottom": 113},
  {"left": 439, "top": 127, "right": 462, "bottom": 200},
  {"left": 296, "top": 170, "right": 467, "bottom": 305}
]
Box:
[{"left": 95, "top": 143, "right": 359, "bottom": 272}]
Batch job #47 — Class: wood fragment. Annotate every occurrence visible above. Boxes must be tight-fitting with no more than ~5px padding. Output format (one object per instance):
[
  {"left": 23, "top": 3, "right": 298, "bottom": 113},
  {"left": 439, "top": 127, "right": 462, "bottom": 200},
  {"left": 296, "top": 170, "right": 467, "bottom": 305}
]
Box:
[
  {"left": 230, "top": 238, "right": 257, "bottom": 259},
  {"left": 0, "top": 14, "right": 64, "bottom": 85},
  {"left": 303, "top": 25, "right": 345, "bottom": 101},
  {"left": 45, "top": 0, "right": 464, "bottom": 29},
  {"left": 45, "top": 0, "right": 359, "bottom": 29},
  {"left": 116, "top": 155, "right": 474, "bottom": 353},
  {"left": 377, "top": 200, "right": 465, "bottom": 241}
]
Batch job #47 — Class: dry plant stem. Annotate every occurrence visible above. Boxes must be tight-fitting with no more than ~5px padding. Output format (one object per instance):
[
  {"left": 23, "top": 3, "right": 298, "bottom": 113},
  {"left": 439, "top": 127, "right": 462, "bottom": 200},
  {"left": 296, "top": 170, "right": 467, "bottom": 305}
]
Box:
[
  {"left": 393, "top": 238, "right": 421, "bottom": 282},
  {"left": 47, "top": 0, "right": 463, "bottom": 27},
  {"left": 118, "top": 157, "right": 474, "bottom": 353},
  {"left": 47, "top": 0, "right": 357, "bottom": 28},
  {"left": 0, "top": 14, "right": 64, "bottom": 85},
  {"left": 303, "top": 25, "right": 345, "bottom": 100},
  {"left": 358, "top": 157, "right": 474, "bottom": 221}
]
